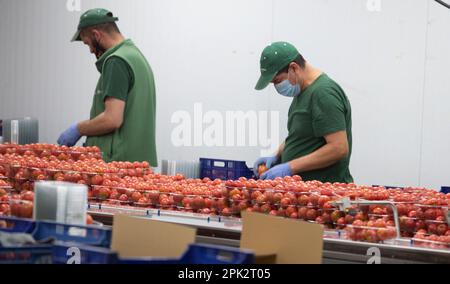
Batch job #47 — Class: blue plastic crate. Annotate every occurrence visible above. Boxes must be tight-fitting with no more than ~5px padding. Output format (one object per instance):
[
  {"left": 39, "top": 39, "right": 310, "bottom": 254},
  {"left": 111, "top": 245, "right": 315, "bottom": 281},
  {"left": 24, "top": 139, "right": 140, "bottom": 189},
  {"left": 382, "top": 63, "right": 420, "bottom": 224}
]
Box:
[
  {"left": 52, "top": 242, "right": 118, "bottom": 264},
  {"left": 0, "top": 216, "right": 36, "bottom": 234},
  {"left": 372, "top": 185, "right": 405, "bottom": 189},
  {"left": 120, "top": 243, "right": 255, "bottom": 265},
  {"left": 441, "top": 187, "right": 450, "bottom": 194},
  {"left": 0, "top": 218, "right": 112, "bottom": 264},
  {"left": 0, "top": 245, "right": 53, "bottom": 264},
  {"left": 52, "top": 243, "right": 254, "bottom": 265},
  {"left": 200, "top": 158, "right": 254, "bottom": 180},
  {"left": 32, "top": 221, "right": 112, "bottom": 248},
  {"left": 178, "top": 244, "right": 254, "bottom": 264}
]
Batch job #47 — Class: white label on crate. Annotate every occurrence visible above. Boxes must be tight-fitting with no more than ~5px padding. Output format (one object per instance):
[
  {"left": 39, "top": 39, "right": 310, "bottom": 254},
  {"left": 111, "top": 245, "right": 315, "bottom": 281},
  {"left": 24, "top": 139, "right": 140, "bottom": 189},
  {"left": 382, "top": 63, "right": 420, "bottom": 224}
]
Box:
[
  {"left": 68, "top": 227, "right": 87, "bottom": 238},
  {"left": 213, "top": 161, "right": 225, "bottom": 168}
]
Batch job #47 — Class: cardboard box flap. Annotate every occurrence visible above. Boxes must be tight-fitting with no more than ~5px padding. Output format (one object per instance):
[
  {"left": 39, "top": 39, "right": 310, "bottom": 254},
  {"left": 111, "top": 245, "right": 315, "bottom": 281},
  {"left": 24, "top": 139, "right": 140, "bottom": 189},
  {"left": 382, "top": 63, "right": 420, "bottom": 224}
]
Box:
[
  {"left": 111, "top": 214, "right": 197, "bottom": 258},
  {"left": 240, "top": 211, "right": 323, "bottom": 264}
]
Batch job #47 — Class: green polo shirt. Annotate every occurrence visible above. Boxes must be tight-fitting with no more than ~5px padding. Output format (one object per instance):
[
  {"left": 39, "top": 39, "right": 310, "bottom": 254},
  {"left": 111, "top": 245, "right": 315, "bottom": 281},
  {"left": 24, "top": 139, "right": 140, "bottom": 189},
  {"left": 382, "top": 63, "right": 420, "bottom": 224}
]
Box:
[
  {"left": 281, "top": 74, "right": 353, "bottom": 183},
  {"left": 98, "top": 57, "right": 133, "bottom": 102},
  {"left": 85, "top": 39, "right": 158, "bottom": 166}
]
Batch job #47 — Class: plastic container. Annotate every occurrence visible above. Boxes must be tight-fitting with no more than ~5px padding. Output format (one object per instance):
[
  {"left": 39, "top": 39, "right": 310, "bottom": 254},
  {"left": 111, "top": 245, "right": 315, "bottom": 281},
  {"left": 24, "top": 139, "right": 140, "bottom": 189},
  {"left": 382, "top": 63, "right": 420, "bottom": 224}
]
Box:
[
  {"left": 0, "top": 217, "right": 112, "bottom": 264},
  {"left": 345, "top": 224, "right": 397, "bottom": 243},
  {"left": 52, "top": 243, "right": 254, "bottom": 265},
  {"left": 90, "top": 185, "right": 236, "bottom": 217},
  {"left": 0, "top": 216, "right": 36, "bottom": 233},
  {"left": 8, "top": 178, "right": 34, "bottom": 192},
  {"left": 0, "top": 144, "right": 102, "bottom": 161},
  {"left": 441, "top": 187, "right": 450, "bottom": 194},
  {"left": 200, "top": 158, "right": 254, "bottom": 180},
  {"left": 120, "top": 243, "right": 255, "bottom": 265},
  {"left": 52, "top": 242, "right": 118, "bottom": 264},
  {"left": 412, "top": 234, "right": 450, "bottom": 250},
  {"left": 31, "top": 221, "right": 112, "bottom": 248},
  {"left": 372, "top": 185, "right": 405, "bottom": 190},
  {"left": 0, "top": 245, "right": 53, "bottom": 264},
  {"left": 0, "top": 179, "right": 12, "bottom": 191}
]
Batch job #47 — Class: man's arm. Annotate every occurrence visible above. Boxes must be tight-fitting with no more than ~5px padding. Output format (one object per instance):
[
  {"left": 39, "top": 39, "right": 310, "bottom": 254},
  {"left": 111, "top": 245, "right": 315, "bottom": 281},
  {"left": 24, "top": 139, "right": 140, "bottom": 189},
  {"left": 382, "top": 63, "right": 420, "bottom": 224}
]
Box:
[
  {"left": 275, "top": 142, "right": 285, "bottom": 159},
  {"left": 289, "top": 130, "right": 349, "bottom": 174},
  {"left": 77, "top": 97, "right": 125, "bottom": 136}
]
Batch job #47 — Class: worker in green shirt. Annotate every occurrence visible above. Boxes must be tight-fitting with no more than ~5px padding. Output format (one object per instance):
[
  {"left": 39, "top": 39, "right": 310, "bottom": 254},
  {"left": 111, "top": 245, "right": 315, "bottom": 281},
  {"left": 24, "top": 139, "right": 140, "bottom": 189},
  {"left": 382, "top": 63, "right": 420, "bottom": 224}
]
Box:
[
  {"left": 58, "top": 9, "right": 157, "bottom": 166},
  {"left": 254, "top": 42, "right": 353, "bottom": 183}
]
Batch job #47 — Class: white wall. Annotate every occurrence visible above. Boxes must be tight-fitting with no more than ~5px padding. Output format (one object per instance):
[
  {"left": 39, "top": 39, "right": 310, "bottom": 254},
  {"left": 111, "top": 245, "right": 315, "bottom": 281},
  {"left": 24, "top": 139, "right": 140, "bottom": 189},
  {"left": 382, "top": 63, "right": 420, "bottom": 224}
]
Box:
[{"left": 0, "top": 0, "right": 449, "bottom": 190}]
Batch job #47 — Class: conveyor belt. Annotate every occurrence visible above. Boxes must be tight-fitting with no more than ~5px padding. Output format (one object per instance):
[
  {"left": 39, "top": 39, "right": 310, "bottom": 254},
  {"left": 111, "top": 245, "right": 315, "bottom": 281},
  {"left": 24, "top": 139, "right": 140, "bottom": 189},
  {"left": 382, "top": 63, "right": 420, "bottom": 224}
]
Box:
[{"left": 88, "top": 205, "right": 450, "bottom": 264}]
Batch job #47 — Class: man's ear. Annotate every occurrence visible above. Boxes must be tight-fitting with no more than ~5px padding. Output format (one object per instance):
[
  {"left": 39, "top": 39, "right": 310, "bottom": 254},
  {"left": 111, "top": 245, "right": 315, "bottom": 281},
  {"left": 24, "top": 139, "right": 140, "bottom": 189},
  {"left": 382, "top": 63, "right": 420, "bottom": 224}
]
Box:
[
  {"left": 91, "top": 29, "right": 101, "bottom": 41},
  {"left": 289, "top": 62, "right": 300, "bottom": 72}
]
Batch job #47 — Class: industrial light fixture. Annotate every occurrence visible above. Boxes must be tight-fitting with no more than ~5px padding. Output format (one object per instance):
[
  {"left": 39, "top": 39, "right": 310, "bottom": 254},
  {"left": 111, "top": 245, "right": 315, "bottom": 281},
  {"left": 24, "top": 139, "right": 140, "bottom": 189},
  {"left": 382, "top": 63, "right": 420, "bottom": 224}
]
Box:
[{"left": 435, "top": 0, "right": 450, "bottom": 9}]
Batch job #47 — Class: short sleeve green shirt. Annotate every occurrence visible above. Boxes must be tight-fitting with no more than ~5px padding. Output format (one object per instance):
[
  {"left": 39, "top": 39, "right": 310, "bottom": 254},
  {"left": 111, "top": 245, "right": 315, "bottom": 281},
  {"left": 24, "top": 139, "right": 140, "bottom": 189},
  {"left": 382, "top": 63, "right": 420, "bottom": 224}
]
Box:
[
  {"left": 281, "top": 74, "right": 353, "bottom": 183},
  {"left": 100, "top": 57, "right": 134, "bottom": 102}
]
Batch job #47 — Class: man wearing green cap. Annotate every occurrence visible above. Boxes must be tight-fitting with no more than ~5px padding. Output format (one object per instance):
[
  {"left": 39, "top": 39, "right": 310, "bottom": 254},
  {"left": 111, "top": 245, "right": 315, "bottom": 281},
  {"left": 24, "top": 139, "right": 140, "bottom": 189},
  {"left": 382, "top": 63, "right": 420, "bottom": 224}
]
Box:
[
  {"left": 58, "top": 9, "right": 158, "bottom": 166},
  {"left": 254, "top": 42, "right": 353, "bottom": 183}
]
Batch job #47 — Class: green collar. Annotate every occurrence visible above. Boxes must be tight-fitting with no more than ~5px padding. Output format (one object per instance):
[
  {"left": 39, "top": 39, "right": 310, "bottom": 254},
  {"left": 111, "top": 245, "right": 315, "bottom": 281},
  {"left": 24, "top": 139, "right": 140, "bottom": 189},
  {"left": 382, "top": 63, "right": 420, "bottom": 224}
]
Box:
[{"left": 95, "top": 39, "right": 132, "bottom": 73}]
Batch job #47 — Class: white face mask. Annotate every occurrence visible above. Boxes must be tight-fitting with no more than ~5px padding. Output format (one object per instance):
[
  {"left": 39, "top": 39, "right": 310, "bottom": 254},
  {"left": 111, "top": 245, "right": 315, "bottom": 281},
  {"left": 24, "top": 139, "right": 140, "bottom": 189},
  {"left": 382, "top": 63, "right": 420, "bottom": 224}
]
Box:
[{"left": 274, "top": 69, "right": 302, "bottom": 97}]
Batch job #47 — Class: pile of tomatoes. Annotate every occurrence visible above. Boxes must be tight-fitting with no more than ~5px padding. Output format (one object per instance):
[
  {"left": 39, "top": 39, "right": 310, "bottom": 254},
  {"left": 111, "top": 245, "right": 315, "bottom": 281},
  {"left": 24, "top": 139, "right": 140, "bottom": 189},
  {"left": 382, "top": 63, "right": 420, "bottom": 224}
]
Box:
[
  {"left": 0, "top": 143, "right": 102, "bottom": 161},
  {"left": 1, "top": 144, "right": 450, "bottom": 246}
]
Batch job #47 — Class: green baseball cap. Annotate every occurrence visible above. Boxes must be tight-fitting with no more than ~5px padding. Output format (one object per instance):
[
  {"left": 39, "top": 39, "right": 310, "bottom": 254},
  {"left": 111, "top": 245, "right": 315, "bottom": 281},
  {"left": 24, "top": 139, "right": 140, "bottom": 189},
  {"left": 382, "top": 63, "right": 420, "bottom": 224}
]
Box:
[
  {"left": 255, "top": 42, "right": 300, "bottom": 90},
  {"left": 71, "top": 8, "right": 119, "bottom": 42}
]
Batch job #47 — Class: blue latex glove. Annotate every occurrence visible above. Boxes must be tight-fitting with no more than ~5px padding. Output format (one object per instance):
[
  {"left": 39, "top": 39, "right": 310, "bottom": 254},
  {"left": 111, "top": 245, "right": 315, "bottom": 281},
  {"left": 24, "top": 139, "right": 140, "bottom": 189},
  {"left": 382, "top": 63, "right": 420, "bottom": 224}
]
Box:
[
  {"left": 253, "top": 155, "right": 279, "bottom": 177},
  {"left": 57, "top": 124, "right": 82, "bottom": 146},
  {"left": 260, "top": 163, "right": 293, "bottom": 180}
]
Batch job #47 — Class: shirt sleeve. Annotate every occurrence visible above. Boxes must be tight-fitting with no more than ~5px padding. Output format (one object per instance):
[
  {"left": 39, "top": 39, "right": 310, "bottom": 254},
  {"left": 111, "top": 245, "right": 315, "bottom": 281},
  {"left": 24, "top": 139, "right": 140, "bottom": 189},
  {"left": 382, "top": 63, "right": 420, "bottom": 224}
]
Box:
[
  {"left": 100, "top": 56, "right": 133, "bottom": 102},
  {"left": 311, "top": 88, "right": 347, "bottom": 138}
]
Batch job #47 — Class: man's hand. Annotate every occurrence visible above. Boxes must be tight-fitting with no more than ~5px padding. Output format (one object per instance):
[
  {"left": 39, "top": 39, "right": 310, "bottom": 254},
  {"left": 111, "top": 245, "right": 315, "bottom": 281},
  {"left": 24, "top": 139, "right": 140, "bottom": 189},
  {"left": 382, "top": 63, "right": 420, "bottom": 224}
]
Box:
[
  {"left": 253, "top": 155, "right": 279, "bottom": 177},
  {"left": 260, "top": 163, "right": 293, "bottom": 180},
  {"left": 57, "top": 124, "right": 82, "bottom": 146}
]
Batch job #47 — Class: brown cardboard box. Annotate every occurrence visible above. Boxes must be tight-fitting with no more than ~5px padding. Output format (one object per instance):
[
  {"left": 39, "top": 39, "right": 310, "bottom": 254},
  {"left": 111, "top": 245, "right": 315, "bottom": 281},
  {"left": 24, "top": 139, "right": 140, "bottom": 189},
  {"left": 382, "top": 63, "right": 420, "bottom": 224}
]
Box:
[
  {"left": 111, "top": 214, "right": 197, "bottom": 258},
  {"left": 240, "top": 211, "right": 324, "bottom": 264}
]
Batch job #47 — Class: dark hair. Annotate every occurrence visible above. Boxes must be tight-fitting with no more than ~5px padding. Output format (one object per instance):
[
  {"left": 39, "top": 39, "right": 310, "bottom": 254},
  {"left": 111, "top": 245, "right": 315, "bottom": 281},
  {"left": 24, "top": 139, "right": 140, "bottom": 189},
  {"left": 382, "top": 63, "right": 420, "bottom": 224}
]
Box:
[
  {"left": 84, "top": 22, "right": 121, "bottom": 35},
  {"left": 276, "top": 54, "right": 306, "bottom": 75}
]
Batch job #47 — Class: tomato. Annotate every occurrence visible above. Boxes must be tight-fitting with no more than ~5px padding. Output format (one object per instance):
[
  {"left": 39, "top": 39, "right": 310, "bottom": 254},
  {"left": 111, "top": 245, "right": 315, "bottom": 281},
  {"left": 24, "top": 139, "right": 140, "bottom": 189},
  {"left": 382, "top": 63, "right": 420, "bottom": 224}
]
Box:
[
  {"left": 436, "top": 224, "right": 448, "bottom": 236},
  {"left": 285, "top": 206, "right": 297, "bottom": 217},
  {"left": 298, "top": 195, "right": 310, "bottom": 206},
  {"left": 137, "top": 197, "right": 149, "bottom": 207},
  {"left": 86, "top": 214, "right": 94, "bottom": 225},
  {"left": 318, "top": 196, "right": 331, "bottom": 208},
  {"left": 19, "top": 202, "right": 33, "bottom": 218},
  {"left": 309, "top": 195, "right": 319, "bottom": 207},
  {"left": 260, "top": 204, "right": 272, "bottom": 214},
  {"left": 91, "top": 175, "right": 103, "bottom": 186},
  {"left": 280, "top": 197, "right": 291, "bottom": 208},
  {"left": 98, "top": 188, "right": 111, "bottom": 200},
  {"left": 306, "top": 209, "right": 317, "bottom": 221},
  {"left": 0, "top": 204, "right": 10, "bottom": 214},
  {"left": 131, "top": 191, "right": 142, "bottom": 203},
  {"left": 221, "top": 207, "right": 232, "bottom": 217},
  {"left": 192, "top": 197, "right": 205, "bottom": 210},
  {"left": 21, "top": 191, "right": 34, "bottom": 202},
  {"left": 257, "top": 164, "right": 268, "bottom": 177},
  {"left": 336, "top": 217, "right": 346, "bottom": 229}
]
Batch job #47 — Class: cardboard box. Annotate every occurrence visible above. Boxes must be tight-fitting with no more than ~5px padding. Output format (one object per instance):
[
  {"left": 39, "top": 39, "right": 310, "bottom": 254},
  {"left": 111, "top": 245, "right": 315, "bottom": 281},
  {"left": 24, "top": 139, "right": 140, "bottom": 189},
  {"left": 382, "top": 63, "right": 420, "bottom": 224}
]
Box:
[
  {"left": 240, "top": 211, "right": 324, "bottom": 264},
  {"left": 111, "top": 214, "right": 197, "bottom": 258}
]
